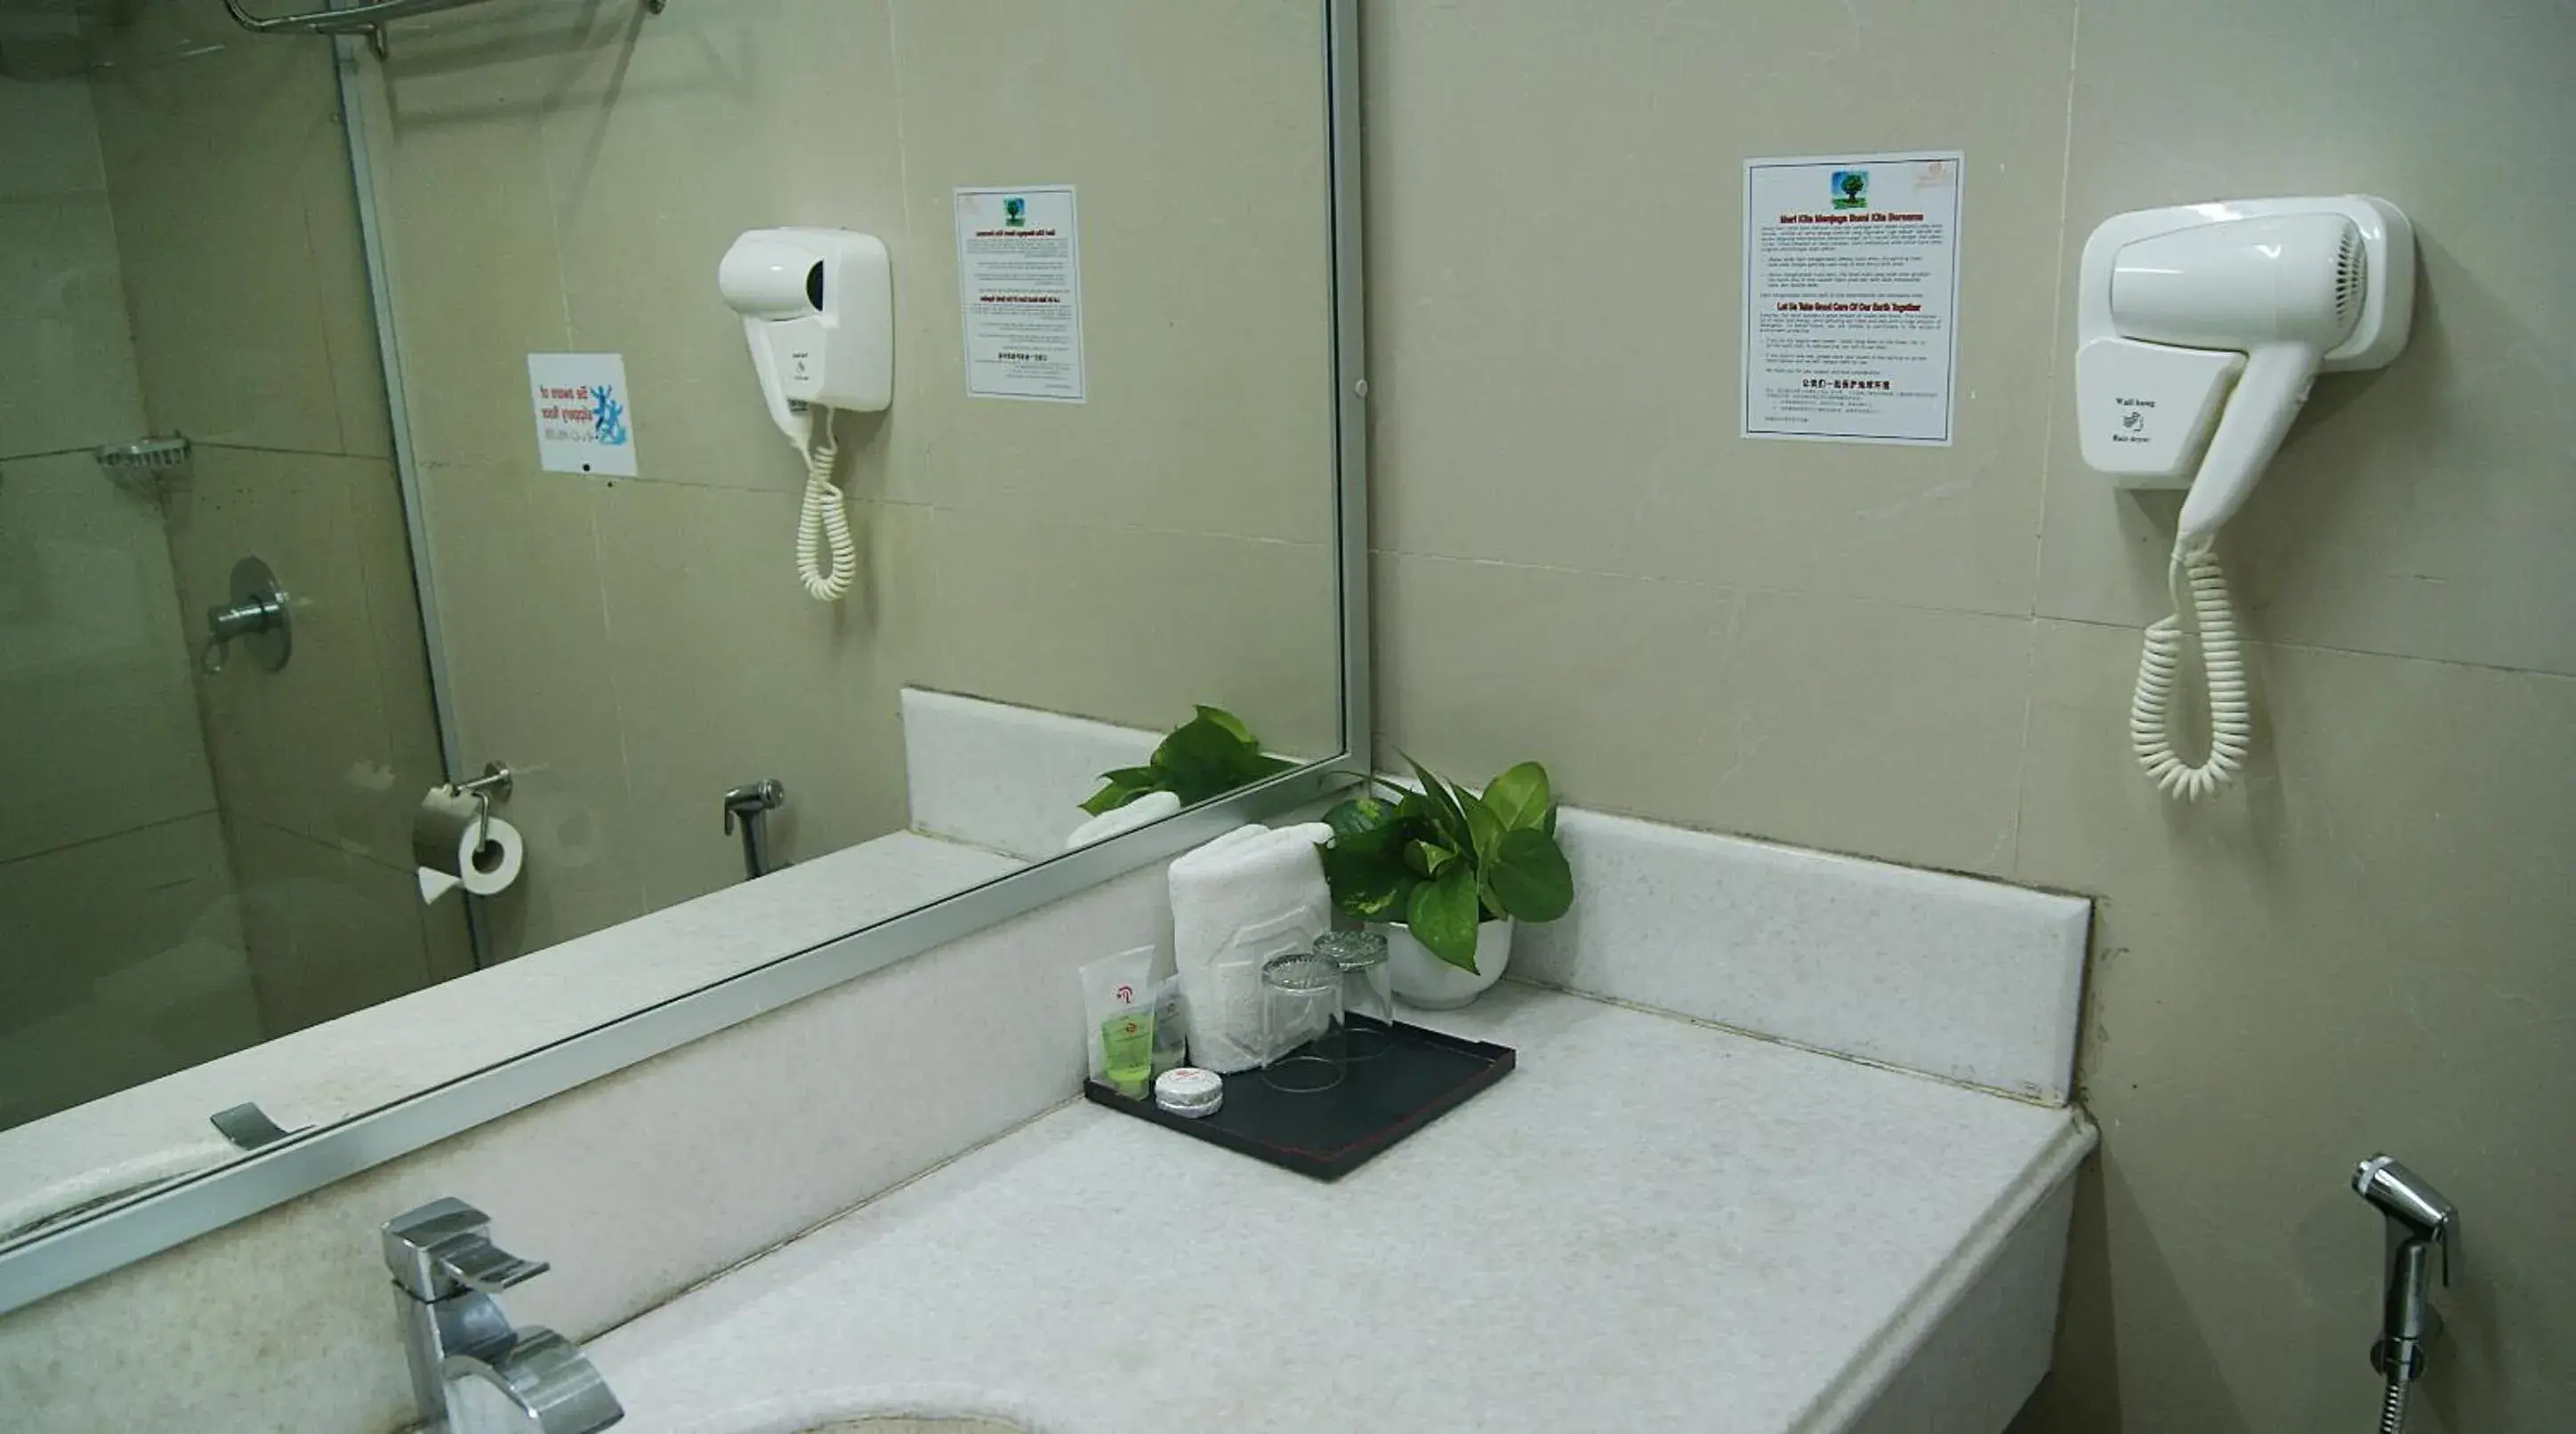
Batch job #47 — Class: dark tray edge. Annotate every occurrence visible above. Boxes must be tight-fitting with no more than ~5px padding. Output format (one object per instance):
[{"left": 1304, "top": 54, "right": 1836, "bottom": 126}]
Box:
[{"left": 1083, "top": 1020, "right": 1515, "bottom": 1180}]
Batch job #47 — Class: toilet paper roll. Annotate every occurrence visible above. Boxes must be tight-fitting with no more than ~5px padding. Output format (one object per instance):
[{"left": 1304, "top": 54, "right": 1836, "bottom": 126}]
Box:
[
  {"left": 414, "top": 787, "right": 525, "bottom": 905},
  {"left": 416, "top": 816, "right": 524, "bottom": 904}
]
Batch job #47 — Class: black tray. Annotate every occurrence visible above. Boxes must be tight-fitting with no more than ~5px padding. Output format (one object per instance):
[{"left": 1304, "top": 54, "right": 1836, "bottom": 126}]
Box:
[{"left": 1083, "top": 1017, "right": 1514, "bottom": 1180}]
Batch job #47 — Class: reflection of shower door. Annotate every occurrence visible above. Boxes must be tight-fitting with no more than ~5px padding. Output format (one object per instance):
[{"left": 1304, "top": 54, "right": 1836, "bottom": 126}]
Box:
[{"left": 0, "top": 16, "right": 465, "bottom": 1134}]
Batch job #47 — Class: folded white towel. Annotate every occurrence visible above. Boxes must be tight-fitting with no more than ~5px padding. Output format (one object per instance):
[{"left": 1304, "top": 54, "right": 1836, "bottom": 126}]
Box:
[
  {"left": 1063, "top": 789, "right": 1184, "bottom": 850},
  {"left": 1170, "top": 820, "right": 1335, "bottom": 1074}
]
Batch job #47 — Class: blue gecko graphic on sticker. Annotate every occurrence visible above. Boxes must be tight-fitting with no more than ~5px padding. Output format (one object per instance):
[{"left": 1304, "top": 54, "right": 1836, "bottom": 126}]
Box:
[{"left": 591, "top": 384, "right": 629, "bottom": 446}]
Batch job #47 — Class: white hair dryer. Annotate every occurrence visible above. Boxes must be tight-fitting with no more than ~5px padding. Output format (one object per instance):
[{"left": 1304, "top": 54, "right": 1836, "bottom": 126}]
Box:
[
  {"left": 2074, "top": 197, "right": 2414, "bottom": 800},
  {"left": 717, "top": 228, "right": 891, "bottom": 601}
]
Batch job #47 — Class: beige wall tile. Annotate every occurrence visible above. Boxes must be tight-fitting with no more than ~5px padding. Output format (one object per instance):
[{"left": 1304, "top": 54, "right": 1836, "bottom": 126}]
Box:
[
  {"left": 922, "top": 508, "right": 1340, "bottom": 761},
  {"left": 886, "top": 0, "right": 1337, "bottom": 544},
  {"left": 0, "top": 813, "right": 242, "bottom": 1073},
  {"left": 0, "top": 193, "right": 145, "bottom": 459},
  {"left": 90, "top": 4, "right": 350, "bottom": 454},
  {"left": 539, "top": 0, "right": 910, "bottom": 493},
  {"left": 164, "top": 447, "right": 419, "bottom": 866},
  {"left": 349, "top": 456, "right": 447, "bottom": 809},
  {"left": 1377, "top": 552, "right": 2029, "bottom": 877},
  {"left": 300, "top": 83, "right": 394, "bottom": 462},
  {"left": 0, "top": 812, "right": 257, "bottom": 1132},
  {"left": 417, "top": 463, "right": 645, "bottom": 958},
  {"left": 1363, "top": 0, "right": 2074, "bottom": 617},
  {"left": 2033, "top": 0, "right": 2576, "bottom": 678},
  {"left": 359, "top": 27, "right": 571, "bottom": 470},
  {"left": 593, "top": 480, "right": 917, "bottom": 908},
  {"left": 1719, "top": 592, "right": 2031, "bottom": 876},
  {"left": 0, "top": 453, "right": 215, "bottom": 862},
  {"left": 2012, "top": 619, "right": 2576, "bottom": 1433},
  {"left": 1373, "top": 552, "right": 1742, "bottom": 816},
  {"left": 0, "top": 75, "right": 107, "bottom": 199},
  {"left": 226, "top": 816, "right": 435, "bottom": 1038}
]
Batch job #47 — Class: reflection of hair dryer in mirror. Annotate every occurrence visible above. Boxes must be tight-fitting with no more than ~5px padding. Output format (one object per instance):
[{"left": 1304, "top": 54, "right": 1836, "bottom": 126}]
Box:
[
  {"left": 2074, "top": 197, "right": 2415, "bottom": 800},
  {"left": 717, "top": 228, "right": 892, "bottom": 601}
]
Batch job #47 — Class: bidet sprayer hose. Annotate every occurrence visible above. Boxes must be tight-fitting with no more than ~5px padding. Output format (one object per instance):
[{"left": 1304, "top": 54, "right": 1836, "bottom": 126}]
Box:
[
  {"left": 796, "top": 405, "right": 855, "bottom": 601},
  {"left": 2131, "top": 536, "right": 2250, "bottom": 801},
  {"left": 2378, "top": 1374, "right": 2410, "bottom": 1434}
]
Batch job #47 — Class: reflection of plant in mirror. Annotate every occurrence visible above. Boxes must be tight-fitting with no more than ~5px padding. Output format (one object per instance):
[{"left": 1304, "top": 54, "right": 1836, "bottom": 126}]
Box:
[
  {"left": 1316, "top": 756, "right": 1574, "bottom": 971},
  {"left": 1080, "top": 705, "right": 1297, "bottom": 815}
]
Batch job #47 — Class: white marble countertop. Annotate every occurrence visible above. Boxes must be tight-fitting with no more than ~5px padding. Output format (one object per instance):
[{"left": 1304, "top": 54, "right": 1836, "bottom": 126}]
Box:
[
  {"left": 590, "top": 984, "right": 2093, "bottom": 1434},
  {"left": 0, "top": 832, "right": 1024, "bottom": 1241}
]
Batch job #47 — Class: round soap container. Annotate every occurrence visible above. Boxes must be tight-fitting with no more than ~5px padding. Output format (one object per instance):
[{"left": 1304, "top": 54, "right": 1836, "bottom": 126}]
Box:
[{"left": 1154, "top": 1066, "right": 1224, "bottom": 1118}]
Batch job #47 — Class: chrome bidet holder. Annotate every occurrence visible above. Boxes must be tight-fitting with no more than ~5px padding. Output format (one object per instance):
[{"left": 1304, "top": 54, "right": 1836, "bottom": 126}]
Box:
[{"left": 2353, "top": 1154, "right": 2454, "bottom": 1429}]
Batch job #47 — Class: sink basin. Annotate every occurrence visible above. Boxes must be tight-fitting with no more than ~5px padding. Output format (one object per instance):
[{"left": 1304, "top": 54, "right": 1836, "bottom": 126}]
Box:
[{"left": 800, "top": 1423, "right": 1026, "bottom": 1433}]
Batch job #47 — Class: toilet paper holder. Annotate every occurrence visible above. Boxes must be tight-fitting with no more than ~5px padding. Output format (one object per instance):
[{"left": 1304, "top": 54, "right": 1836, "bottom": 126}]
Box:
[{"left": 447, "top": 762, "right": 514, "bottom": 848}]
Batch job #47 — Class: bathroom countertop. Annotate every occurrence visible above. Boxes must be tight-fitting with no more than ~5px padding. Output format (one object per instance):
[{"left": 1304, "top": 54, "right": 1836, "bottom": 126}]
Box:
[
  {"left": 0, "top": 831, "right": 1026, "bottom": 1241},
  {"left": 590, "top": 983, "right": 2095, "bottom": 1434}
]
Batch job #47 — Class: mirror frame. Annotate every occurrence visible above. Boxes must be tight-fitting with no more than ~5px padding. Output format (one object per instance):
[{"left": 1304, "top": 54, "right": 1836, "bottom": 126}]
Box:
[{"left": 0, "top": 0, "right": 1368, "bottom": 1317}]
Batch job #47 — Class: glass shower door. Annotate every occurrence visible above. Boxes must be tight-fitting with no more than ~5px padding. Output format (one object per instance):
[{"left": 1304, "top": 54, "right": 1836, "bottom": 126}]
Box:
[{"left": 0, "top": 0, "right": 463, "bottom": 1136}]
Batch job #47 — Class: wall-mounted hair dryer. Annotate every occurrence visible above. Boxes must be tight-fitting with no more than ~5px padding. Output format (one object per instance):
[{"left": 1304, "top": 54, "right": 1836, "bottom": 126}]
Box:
[
  {"left": 2074, "top": 197, "right": 2414, "bottom": 800},
  {"left": 717, "top": 228, "right": 891, "bottom": 601}
]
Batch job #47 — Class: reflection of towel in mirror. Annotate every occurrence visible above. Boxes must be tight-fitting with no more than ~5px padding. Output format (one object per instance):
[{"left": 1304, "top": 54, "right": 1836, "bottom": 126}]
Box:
[
  {"left": 1063, "top": 790, "right": 1183, "bottom": 850},
  {"left": 1170, "top": 821, "right": 1334, "bottom": 1074}
]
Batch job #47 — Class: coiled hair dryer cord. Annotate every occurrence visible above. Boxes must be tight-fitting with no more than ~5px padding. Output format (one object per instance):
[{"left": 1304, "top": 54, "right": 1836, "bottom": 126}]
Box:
[
  {"left": 2130, "top": 536, "right": 2250, "bottom": 801},
  {"left": 795, "top": 405, "right": 855, "bottom": 601}
]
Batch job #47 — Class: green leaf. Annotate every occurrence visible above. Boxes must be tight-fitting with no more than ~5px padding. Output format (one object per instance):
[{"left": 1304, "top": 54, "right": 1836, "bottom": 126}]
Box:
[
  {"left": 1405, "top": 839, "right": 1457, "bottom": 878},
  {"left": 1151, "top": 713, "right": 1262, "bottom": 802},
  {"left": 1195, "top": 705, "right": 1261, "bottom": 750},
  {"left": 1321, "top": 838, "right": 1414, "bottom": 921},
  {"left": 1463, "top": 789, "right": 1505, "bottom": 867},
  {"left": 1400, "top": 753, "right": 1475, "bottom": 854},
  {"left": 1481, "top": 761, "right": 1554, "bottom": 832},
  {"left": 1406, "top": 867, "right": 1483, "bottom": 971},
  {"left": 1079, "top": 767, "right": 1163, "bottom": 816},
  {"left": 1324, "top": 796, "right": 1399, "bottom": 842},
  {"left": 1486, "top": 827, "right": 1574, "bottom": 922}
]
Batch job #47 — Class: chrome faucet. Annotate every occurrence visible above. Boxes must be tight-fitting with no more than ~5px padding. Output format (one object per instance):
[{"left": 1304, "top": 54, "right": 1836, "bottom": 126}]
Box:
[{"left": 382, "top": 1197, "right": 624, "bottom": 1434}]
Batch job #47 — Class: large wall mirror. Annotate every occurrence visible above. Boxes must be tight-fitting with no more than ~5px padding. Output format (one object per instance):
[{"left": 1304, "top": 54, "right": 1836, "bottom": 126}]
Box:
[{"left": 0, "top": 0, "right": 1362, "bottom": 1305}]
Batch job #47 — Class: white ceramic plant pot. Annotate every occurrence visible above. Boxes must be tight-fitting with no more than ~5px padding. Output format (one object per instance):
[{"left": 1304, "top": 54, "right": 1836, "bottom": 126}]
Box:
[{"left": 1383, "top": 918, "right": 1514, "bottom": 1010}]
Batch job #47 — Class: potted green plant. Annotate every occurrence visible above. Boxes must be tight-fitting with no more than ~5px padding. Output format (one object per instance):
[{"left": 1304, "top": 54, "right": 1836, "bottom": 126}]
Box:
[
  {"left": 1316, "top": 757, "right": 1574, "bottom": 1009},
  {"left": 1080, "top": 706, "right": 1296, "bottom": 814}
]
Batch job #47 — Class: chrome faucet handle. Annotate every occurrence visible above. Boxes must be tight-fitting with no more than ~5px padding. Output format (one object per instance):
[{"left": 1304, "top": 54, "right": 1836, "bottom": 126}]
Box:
[{"left": 383, "top": 1196, "right": 551, "bottom": 1301}]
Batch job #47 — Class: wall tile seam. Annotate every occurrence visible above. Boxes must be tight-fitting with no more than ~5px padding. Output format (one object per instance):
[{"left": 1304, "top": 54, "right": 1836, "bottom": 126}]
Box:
[
  {"left": 2020, "top": 0, "right": 2088, "bottom": 705},
  {"left": 0, "top": 808, "right": 226, "bottom": 868},
  {"left": 924, "top": 504, "right": 1337, "bottom": 552},
  {"left": 2033, "top": 611, "right": 2576, "bottom": 685},
  {"left": 576, "top": 481, "right": 653, "bottom": 918},
  {"left": 1378, "top": 544, "right": 2576, "bottom": 682},
  {"left": 225, "top": 811, "right": 415, "bottom": 877},
  {"left": 282, "top": 114, "right": 361, "bottom": 460},
  {"left": 1373, "top": 543, "right": 2041, "bottom": 622},
  {"left": 164, "top": 440, "right": 388, "bottom": 463}
]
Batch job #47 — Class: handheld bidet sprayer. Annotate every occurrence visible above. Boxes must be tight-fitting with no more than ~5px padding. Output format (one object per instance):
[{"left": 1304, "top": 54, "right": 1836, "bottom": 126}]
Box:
[
  {"left": 2354, "top": 1154, "right": 2455, "bottom": 1433},
  {"left": 2073, "top": 197, "right": 2415, "bottom": 800}
]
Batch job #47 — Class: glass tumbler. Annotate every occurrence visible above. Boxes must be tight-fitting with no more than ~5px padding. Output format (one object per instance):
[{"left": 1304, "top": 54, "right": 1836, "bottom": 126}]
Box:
[
  {"left": 1316, "top": 930, "right": 1393, "bottom": 1061},
  {"left": 1260, "top": 950, "right": 1346, "bottom": 1093}
]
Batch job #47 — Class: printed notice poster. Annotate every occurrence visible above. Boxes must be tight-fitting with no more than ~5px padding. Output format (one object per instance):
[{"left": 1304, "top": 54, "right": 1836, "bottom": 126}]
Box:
[
  {"left": 954, "top": 185, "right": 1087, "bottom": 402},
  {"left": 1742, "top": 153, "right": 1963, "bottom": 444},
  {"left": 527, "top": 352, "right": 640, "bottom": 476}
]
